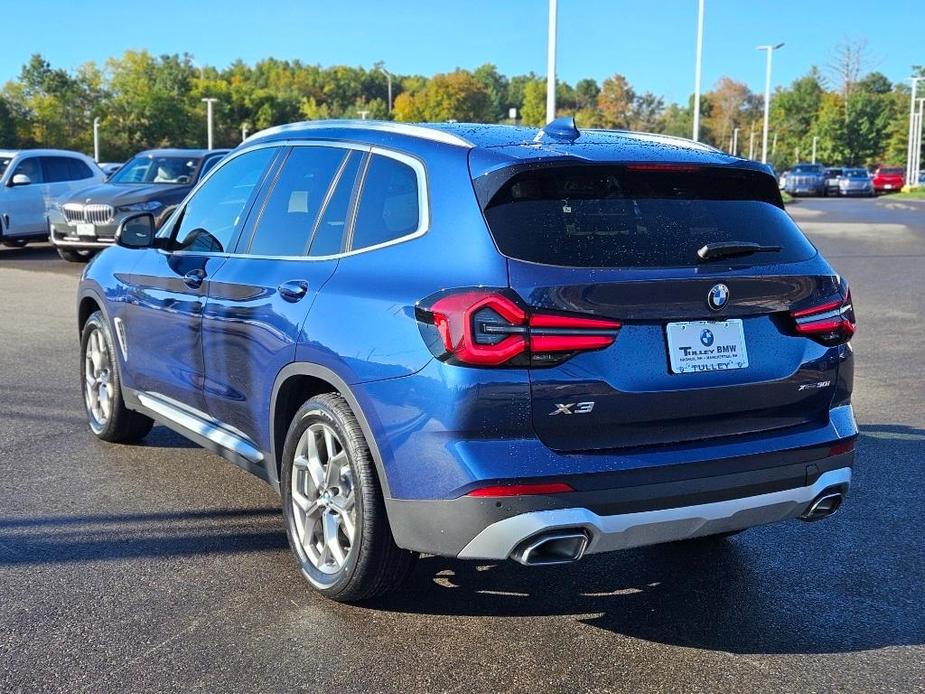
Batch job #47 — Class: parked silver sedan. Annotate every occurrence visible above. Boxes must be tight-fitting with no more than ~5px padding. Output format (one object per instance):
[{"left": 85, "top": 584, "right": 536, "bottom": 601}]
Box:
[{"left": 838, "top": 168, "right": 875, "bottom": 197}]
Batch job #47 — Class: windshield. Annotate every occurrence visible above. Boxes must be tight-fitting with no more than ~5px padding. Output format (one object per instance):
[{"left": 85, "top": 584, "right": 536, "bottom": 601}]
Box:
[
  {"left": 110, "top": 156, "right": 201, "bottom": 185},
  {"left": 481, "top": 165, "right": 815, "bottom": 268},
  {"left": 846, "top": 169, "right": 868, "bottom": 178},
  {"left": 792, "top": 165, "right": 823, "bottom": 174}
]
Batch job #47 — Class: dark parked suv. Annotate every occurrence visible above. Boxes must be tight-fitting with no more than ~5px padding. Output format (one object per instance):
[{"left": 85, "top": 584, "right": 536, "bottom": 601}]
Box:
[
  {"left": 77, "top": 119, "right": 856, "bottom": 601},
  {"left": 785, "top": 163, "right": 827, "bottom": 197},
  {"left": 48, "top": 148, "right": 228, "bottom": 261}
]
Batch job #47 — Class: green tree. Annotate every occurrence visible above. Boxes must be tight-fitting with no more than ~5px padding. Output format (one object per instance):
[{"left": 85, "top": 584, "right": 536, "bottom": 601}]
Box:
[
  {"left": 519, "top": 79, "right": 546, "bottom": 126},
  {"left": 597, "top": 74, "right": 635, "bottom": 129}
]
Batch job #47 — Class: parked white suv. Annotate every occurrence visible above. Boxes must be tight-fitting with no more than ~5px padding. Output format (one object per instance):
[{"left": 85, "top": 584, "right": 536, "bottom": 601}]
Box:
[{"left": 0, "top": 149, "right": 104, "bottom": 249}]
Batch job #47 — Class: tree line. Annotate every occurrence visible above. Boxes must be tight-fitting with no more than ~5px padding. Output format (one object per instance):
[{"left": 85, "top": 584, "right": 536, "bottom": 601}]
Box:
[{"left": 1, "top": 48, "right": 921, "bottom": 171}]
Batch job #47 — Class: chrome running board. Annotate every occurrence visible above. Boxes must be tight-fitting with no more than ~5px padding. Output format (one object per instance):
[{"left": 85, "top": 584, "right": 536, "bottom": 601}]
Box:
[{"left": 135, "top": 390, "right": 264, "bottom": 465}]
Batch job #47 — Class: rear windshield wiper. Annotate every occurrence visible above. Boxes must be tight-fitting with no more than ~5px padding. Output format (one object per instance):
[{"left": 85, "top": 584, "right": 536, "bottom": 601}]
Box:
[{"left": 697, "top": 241, "right": 782, "bottom": 261}]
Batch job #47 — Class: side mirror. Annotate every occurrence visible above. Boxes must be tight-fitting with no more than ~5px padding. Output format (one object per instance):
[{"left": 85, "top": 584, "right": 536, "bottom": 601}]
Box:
[
  {"left": 10, "top": 173, "right": 31, "bottom": 187},
  {"left": 116, "top": 213, "right": 157, "bottom": 249}
]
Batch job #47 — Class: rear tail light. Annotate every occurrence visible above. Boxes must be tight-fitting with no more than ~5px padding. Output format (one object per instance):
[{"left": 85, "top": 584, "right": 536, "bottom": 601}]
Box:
[
  {"left": 790, "top": 290, "right": 855, "bottom": 346},
  {"left": 416, "top": 289, "right": 621, "bottom": 367}
]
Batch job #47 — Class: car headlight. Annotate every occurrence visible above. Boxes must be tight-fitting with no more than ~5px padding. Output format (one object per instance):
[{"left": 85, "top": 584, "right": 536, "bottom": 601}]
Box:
[{"left": 116, "top": 201, "right": 164, "bottom": 213}]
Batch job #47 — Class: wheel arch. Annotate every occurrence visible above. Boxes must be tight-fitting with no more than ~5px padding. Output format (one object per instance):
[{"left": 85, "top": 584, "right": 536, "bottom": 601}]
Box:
[{"left": 270, "top": 363, "right": 393, "bottom": 499}]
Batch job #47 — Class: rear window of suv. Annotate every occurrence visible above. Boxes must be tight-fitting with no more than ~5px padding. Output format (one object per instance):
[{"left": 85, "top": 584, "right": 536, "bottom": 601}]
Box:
[{"left": 480, "top": 165, "right": 816, "bottom": 268}]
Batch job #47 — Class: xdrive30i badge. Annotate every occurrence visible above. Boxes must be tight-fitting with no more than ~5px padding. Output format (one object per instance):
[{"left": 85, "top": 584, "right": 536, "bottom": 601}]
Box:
[{"left": 708, "top": 283, "right": 730, "bottom": 311}]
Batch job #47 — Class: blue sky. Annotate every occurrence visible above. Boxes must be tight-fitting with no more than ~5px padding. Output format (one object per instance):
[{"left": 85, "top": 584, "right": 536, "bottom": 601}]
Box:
[{"left": 3, "top": 0, "right": 922, "bottom": 102}]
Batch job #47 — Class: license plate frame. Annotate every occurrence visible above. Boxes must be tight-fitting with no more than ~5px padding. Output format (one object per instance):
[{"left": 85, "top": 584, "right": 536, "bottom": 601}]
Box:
[
  {"left": 75, "top": 223, "right": 96, "bottom": 237},
  {"left": 665, "top": 319, "right": 749, "bottom": 374}
]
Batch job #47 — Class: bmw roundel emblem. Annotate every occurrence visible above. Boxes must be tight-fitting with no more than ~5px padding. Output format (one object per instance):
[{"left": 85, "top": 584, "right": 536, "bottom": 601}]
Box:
[
  {"left": 708, "top": 283, "right": 730, "bottom": 311},
  {"left": 700, "top": 328, "right": 714, "bottom": 347}
]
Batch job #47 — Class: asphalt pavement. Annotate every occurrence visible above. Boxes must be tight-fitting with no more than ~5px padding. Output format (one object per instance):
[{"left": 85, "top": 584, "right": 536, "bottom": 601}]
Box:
[{"left": 1, "top": 196, "right": 923, "bottom": 693}]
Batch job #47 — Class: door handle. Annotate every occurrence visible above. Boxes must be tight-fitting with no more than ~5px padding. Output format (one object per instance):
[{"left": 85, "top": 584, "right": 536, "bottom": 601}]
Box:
[
  {"left": 183, "top": 268, "right": 206, "bottom": 289},
  {"left": 278, "top": 279, "right": 309, "bottom": 302}
]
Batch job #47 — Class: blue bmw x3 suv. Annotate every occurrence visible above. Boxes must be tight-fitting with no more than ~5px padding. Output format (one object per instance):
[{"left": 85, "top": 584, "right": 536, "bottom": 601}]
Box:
[{"left": 77, "top": 118, "right": 856, "bottom": 601}]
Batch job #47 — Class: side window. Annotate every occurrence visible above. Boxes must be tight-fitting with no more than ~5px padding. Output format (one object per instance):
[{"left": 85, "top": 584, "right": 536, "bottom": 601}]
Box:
[
  {"left": 308, "top": 151, "right": 364, "bottom": 256},
  {"left": 173, "top": 148, "right": 275, "bottom": 253},
  {"left": 198, "top": 155, "right": 223, "bottom": 180},
  {"left": 350, "top": 154, "right": 421, "bottom": 251},
  {"left": 247, "top": 147, "right": 347, "bottom": 257},
  {"left": 69, "top": 158, "right": 95, "bottom": 180},
  {"left": 43, "top": 157, "right": 93, "bottom": 182},
  {"left": 12, "top": 157, "right": 43, "bottom": 184}
]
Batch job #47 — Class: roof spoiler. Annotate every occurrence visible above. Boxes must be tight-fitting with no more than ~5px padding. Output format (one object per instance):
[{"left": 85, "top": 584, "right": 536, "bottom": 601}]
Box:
[{"left": 534, "top": 116, "right": 581, "bottom": 144}]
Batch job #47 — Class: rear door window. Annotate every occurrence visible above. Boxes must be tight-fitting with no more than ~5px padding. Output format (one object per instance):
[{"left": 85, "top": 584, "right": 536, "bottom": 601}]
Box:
[
  {"left": 247, "top": 146, "right": 347, "bottom": 257},
  {"left": 43, "top": 156, "right": 95, "bottom": 182},
  {"left": 308, "top": 151, "right": 364, "bottom": 256},
  {"left": 350, "top": 154, "right": 421, "bottom": 251},
  {"left": 480, "top": 165, "right": 815, "bottom": 268}
]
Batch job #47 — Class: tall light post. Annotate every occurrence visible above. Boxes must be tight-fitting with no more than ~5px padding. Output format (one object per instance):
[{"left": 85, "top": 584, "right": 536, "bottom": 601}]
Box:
[
  {"left": 692, "top": 0, "right": 705, "bottom": 141},
  {"left": 201, "top": 97, "right": 218, "bottom": 150},
  {"left": 812, "top": 136, "right": 818, "bottom": 164},
  {"left": 731, "top": 127, "right": 739, "bottom": 156},
  {"left": 93, "top": 117, "right": 100, "bottom": 162},
  {"left": 241, "top": 123, "right": 249, "bottom": 141},
  {"left": 378, "top": 66, "right": 393, "bottom": 115},
  {"left": 748, "top": 129, "right": 756, "bottom": 160},
  {"left": 913, "top": 98, "right": 925, "bottom": 188},
  {"left": 546, "top": 0, "right": 558, "bottom": 124},
  {"left": 907, "top": 77, "right": 924, "bottom": 187},
  {"left": 757, "top": 42, "right": 784, "bottom": 164}
]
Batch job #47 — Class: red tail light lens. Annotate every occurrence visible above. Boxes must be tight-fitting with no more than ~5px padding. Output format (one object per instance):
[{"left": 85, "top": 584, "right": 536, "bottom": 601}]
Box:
[
  {"left": 466, "top": 482, "right": 575, "bottom": 497},
  {"left": 416, "top": 289, "right": 621, "bottom": 367},
  {"left": 790, "top": 290, "right": 855, "bottom": 346}
]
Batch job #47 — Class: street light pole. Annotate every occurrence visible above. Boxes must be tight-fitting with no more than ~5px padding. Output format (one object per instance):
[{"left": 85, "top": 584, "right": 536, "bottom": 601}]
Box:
[
  {"left": 378, "top": 66, "right": 393, "bottom": 114},
  {"left": 757, "top": 42, "right": 784, "bottom": 164},
  {"left": 546, "top": 0, "right": 558, "bottom": 124},
  {"left": 201, "top": 98, "right": 218, "bottom": 150},
  {"left": 692, "top": 0, "right": 705, "bottom": 141},
  {"left": 749, "top": 129, "right": 756, "bottom": 160},
  {"left": 907, "top": 77, "right": 923, "bottom": 187},
  {"left": 93, "top": 117, "right": 100, "bottom": 162},
  {"left": 914, "top": 98, "right": 925, "bottom": 188},
  {"left": 732, "top": 127, "right": 739, "bottom": 156},
  {"left": 241, "top": 123, "right": 249, "bottom": 142},
  {"left": 812, "top": 136, "right": 818, "bottom": 164}
]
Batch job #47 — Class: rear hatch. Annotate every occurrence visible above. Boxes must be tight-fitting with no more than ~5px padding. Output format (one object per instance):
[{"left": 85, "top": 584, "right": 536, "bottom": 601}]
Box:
[{"left": 475, "top": 162, "right": 848, "bottom": 452}]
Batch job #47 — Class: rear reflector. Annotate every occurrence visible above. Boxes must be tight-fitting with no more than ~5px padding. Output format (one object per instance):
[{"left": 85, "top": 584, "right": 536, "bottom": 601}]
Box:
[
  {"left": 466, "top": 482, "right": 575, "bottom": 497},
  {"left": 828, "top": 439, "right": 856, "bottom": 457}
]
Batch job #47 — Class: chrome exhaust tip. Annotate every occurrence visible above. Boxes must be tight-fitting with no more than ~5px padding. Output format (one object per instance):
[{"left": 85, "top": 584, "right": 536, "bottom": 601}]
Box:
[
  {"left": 511, "top": 530, "right": 589, "bottom": 566},
  {"left": 801, "top": 490, "right": 844, "bottom": 522}
]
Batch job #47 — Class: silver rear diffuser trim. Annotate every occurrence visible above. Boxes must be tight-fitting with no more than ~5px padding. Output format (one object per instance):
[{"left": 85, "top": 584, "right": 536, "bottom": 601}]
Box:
[{"left": 458, "top": 467, "right": 851, "bottom": 561}]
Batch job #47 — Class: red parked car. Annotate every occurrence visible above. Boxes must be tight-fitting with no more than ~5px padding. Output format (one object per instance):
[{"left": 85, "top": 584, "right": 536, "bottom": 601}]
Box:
[{"left": 872, "top": 166, "right": 905, "bottom": 193}]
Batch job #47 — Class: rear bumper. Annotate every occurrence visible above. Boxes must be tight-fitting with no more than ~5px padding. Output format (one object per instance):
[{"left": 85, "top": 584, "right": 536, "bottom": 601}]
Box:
[
  {"left": 385, "top": 446, "right": 854, "bottom": 558},
  {"left": 459, "top": 467, "right": 850, "bottom": 560}
]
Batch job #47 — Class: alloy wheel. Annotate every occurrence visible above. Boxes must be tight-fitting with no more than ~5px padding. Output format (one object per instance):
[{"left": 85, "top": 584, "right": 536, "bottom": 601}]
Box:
[
  {"left": 290, "top": 422, "right": 357, "bottom": 575},
  {"left": 84, "top": 327, "right": 113, "bottom": 433}
]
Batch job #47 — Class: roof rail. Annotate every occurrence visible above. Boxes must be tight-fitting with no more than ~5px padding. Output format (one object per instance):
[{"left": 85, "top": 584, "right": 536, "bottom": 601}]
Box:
[{"left": 246, "top": 119, "right": 474, "bottom": 148}]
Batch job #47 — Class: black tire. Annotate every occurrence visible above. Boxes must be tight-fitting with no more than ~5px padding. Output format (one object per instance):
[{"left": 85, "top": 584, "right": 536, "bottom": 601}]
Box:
[
  {"left": 80, "top": 311, "right": 153, "bottom": 443},
  {"left": 2, "top": 239, "right": 28, "bottom": 248},
  {"left": 57, "top": 247, "right": 91, "bottom": 262},
  {"left": 281, "top": 393, "right": 417, "bottom": 602}
]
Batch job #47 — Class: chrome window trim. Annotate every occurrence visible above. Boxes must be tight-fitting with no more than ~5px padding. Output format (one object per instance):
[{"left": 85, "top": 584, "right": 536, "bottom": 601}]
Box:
[
  {"left": 161, "top": 139, "right": 431, "bottom": 262},
  {"left": 245, "top": 119, "right": 473, "bottom": 149}
]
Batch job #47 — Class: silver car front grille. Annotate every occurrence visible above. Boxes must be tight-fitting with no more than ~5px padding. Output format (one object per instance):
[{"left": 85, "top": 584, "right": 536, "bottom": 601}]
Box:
[{"left": 62, "top": 203, "right": 115, "bottom": 225}]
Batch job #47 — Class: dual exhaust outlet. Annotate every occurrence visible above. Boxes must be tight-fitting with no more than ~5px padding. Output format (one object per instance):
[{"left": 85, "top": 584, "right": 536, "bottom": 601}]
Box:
[{"left": 509, "top": 488, "right": 845, "bottom": 566}]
